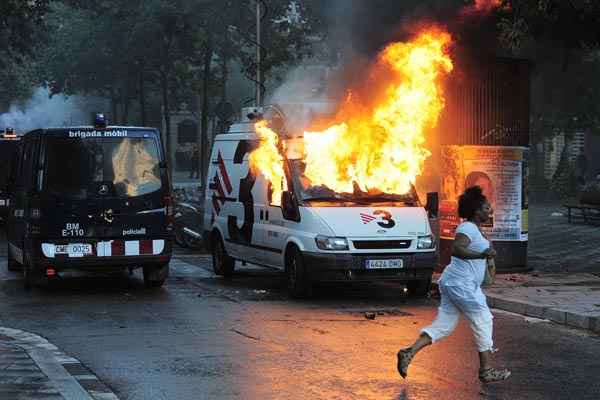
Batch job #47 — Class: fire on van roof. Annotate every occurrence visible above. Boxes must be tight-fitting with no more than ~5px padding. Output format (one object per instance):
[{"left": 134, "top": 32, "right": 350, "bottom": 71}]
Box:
[{"left": 249, "top": 27, "right": 453, "bottom": 205}]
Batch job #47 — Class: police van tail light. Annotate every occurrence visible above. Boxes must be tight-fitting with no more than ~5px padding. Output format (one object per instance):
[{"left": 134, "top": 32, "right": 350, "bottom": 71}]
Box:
[{"left": 164, "top": 195, "right": 174, "bottom": 231}]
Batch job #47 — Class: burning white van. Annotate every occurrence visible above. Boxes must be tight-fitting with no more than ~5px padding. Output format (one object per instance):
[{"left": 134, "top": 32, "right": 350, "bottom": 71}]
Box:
[
  {"left": 203, "top": 28, "right": 454, "bottom": 297},
  {"left": 203, "top": 115, "right": 438, "bottom": 298}
]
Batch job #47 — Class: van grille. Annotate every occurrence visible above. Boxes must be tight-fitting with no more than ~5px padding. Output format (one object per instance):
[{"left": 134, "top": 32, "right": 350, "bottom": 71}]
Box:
[{"left": 352, "top": 240, "right": 412, "bottom": 250}]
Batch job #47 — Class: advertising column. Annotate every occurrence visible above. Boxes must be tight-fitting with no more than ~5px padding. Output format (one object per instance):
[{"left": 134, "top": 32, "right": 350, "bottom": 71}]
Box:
[{"left": 439, "top": 145, "right": 528, "bottom": 244}]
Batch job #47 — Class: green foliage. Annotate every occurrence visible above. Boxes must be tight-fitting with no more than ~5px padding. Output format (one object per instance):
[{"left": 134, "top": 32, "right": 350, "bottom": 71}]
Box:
[
  {"left": 499, "top": 1, "right": 600, "bottom": 137},
  {"left": 0, "top": 0, "right": 50, "bottom": 110},
  {"left": 498, "top": 1, "right": 600, "bottom": 55},
  {"left": 39, "top": 1, "right": 321, "bottom": 119},
  {"left": 0, "top": 0, "right": 50, "bottom": 58}
]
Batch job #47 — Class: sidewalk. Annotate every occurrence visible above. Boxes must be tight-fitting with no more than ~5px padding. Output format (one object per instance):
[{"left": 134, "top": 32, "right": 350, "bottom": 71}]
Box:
[
  {"left": 433, "top": 202, "right": 600, "bottom": 334},
  {"left": 484, "top": 273, "right": 600, "bottom": 333},
  {"left": 0, "top": 328, "right": 118, "bottom": 400}
]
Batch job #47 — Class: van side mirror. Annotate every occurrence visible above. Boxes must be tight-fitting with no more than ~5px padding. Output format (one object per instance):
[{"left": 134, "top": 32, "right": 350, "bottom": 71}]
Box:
[
  {"left": 281, "top": 191, "right": 300, "bottom": 222},
  {"left": 425, "top": 192, "right": 439, "bottom": 218}
]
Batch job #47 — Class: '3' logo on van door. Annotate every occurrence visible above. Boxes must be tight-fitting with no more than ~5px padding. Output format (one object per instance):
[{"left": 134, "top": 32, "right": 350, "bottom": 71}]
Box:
[
  {"left": 372, "top": 210, "right": 396, "bottom": 229},
  {"left": 227, "top": 140, "right": 259, "bottom": 245}
]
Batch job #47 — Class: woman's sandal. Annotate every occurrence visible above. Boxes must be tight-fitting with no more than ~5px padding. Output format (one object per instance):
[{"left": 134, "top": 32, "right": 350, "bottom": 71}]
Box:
[
  {"left": 479, "top": 367, "right": 511, "bottom": 383},
  {"left": 397, "top": 348, "right": 414, "bottom": 379}
]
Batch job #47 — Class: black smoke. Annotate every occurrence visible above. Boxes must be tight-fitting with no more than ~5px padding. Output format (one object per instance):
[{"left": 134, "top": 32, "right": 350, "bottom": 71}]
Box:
[{"left": 322, "top": 0, "right": 504, "bottom": 60}]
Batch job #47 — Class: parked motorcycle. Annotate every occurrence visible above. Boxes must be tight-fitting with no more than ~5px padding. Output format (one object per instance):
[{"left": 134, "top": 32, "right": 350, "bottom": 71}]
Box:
[{"left": 173, "top": 188, "right": 205, "bottom": 250}]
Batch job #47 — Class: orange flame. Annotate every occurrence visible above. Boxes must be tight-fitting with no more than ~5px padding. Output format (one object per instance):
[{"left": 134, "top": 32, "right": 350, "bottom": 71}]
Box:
[
  {"left": 462, "top": 0, "right": 508, "bottom": 15},
  {"left": 249, "top": 120, "right": 288, "bottom": 205},
  {"left": 251, "top": 27, "right": 453, "bottom": 197}
]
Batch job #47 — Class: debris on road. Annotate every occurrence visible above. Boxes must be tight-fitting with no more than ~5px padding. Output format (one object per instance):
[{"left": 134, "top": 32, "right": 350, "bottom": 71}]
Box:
[{"left": 365, "top": 312, "right": 376, "bottom": 320}]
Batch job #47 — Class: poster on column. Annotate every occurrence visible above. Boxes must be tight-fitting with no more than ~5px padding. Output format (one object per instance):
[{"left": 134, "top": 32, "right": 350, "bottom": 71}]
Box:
[{"left": 439, "top": 145, "right": 528, "bottom": 241}]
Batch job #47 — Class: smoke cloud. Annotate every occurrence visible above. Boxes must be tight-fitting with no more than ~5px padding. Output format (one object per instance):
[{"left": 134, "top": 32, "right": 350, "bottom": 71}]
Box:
[
  {"left": 266, "top": 66, "right": 338, "bottom": 134},
  {"left": 0, "top": 87, "right": 108, "bottom": 133}
]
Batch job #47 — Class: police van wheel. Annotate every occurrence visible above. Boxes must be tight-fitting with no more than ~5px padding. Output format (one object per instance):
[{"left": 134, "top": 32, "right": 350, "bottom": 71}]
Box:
[
  {"left": 143, "top": 264, "right": 169, "bottom": 288},
  {"left": 286, "top": 247, "right": 310, "bottom": 299},
  {"left": 212, "top": 237, "right": 234, "bottom": 277},
  {"left": 6, "top": 243, "right": 21, "bottom": 272},
  {"left": 407, "top": 278, "right": 431, "bottom": 297},
  {"left": 145, "top": 278, "right": 166, "bottom": 288}
]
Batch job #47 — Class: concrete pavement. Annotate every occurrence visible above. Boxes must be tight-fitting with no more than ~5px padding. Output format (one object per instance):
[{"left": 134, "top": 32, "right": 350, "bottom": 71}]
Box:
[
  {"left": 484, "top": 273, "right": 600, "bottom": 332},
  {"left": 489, "top": 203, "right": 600, "bottom": 332},
  {"left": 0, "top": 327, "right": 119, "bottom": 400},
  {"left": 527, "top": 203, "right": 600, "bottom": 273}
]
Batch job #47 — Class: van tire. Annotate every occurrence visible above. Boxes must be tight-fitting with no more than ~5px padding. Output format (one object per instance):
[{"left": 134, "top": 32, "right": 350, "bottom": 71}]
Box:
[
  {"left": 7, "top": 243, "right": 21, "bottom": 272},
  {"left": 407, "top": 278, "right": 431, "bottom": 297},
  {"left": 143, "top": 264, "right": 169, "bottom": 288},
  {"left": 212, "top": 236, "right": 234, "bottom": 277},
  {"left": 286, "top": 247, "right": 310, "bottom": 299}
]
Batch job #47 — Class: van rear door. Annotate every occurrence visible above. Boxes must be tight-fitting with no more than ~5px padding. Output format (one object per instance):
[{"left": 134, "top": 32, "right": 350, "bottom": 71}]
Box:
[{"left": 42, "top": 129, "right": 168, "bottom": 252}]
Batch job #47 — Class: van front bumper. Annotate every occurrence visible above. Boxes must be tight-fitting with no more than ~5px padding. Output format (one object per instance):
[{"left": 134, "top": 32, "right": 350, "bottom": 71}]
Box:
[{"left": 302, "top": 251, "right": 436, "bottom": 282}]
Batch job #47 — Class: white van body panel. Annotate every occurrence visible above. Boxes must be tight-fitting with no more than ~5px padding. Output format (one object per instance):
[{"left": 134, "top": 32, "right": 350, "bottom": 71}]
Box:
[
  {"left": 204, "top": 122, "right": 437, "bottom": 279},
  {"left": 311, "top": 207, "right": 430, "bottom": 237}
]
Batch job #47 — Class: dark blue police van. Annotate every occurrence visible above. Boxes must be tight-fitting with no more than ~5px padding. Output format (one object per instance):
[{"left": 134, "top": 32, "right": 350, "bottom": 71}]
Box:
[
  {"left": 6, "top": 115, "right": 173, "bottom": 289},
  {"left": 0, "top": 128, "right": 21, "bottom": 222}
]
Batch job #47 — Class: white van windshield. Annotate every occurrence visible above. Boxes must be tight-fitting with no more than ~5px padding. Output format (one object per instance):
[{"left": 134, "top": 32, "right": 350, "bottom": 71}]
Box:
[
  {"left": 289, "top": 159, "right": 420, "bottom": 206},
  {"left": 44, "top": 137, "right": 162, "bottom": 199}
]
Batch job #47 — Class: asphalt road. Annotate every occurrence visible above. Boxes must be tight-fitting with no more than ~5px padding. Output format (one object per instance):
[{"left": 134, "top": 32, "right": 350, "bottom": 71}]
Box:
[{"left": 0, "top": 229, "right": 599, "bottom": 400}]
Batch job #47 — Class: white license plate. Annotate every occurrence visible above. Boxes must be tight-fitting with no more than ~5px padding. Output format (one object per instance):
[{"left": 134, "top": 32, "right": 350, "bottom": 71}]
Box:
[
  {"left": 55, "top": 244, "right": 93, "bottom": 257},
  {"left": 365, "top": 259, "right": 403, "bottom": 269}
]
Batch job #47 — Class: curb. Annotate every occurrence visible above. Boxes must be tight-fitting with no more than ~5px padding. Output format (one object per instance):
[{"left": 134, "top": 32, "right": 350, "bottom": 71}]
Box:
[
  {"left": 484, "top": 294, "right": 600, "bottom": 333},
  {"left": 0, "top": 327, "right": 119, "bottom": 400},
  {"left": 430, "top": 281, "right": 600, "bottom": 334}
]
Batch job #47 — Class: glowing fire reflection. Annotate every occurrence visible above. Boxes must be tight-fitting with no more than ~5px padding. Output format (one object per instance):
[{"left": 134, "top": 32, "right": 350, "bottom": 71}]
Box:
[{"left": 462, "top": 0, "right": 508, "bottom": 15}]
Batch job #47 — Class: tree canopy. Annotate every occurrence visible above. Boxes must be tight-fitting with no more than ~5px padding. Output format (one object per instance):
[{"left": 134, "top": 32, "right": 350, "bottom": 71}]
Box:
[{"left": 0, "top": 0, "right": 50, "bottom": 110}]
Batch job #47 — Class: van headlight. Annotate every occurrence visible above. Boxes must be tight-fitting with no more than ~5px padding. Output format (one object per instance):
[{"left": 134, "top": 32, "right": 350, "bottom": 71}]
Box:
[
  {"left": 417, "top": 235, "right": 435, "bottom": 249},
  {"left": 315, "top": 235, "right": 349, "bottom": 251}
]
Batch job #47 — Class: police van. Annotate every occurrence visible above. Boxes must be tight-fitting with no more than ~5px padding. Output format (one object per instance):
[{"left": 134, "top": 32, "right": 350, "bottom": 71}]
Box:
[
  {"left": 203, "top": 112, "right": 438, "bottom": 298},
  {"left": 0, "top": 128, "right": 21, "bottom": 222},
  {"left": 6, "top": 115, "right": 173, "bottom": 288}
]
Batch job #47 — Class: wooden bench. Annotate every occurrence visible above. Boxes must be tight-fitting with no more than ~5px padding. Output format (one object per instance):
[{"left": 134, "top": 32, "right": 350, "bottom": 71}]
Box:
[{"left": 563, "top": 203, "right": 600, "bottom": 223}]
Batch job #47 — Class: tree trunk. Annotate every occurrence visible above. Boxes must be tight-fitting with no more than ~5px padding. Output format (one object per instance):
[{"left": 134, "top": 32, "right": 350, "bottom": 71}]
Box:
[
  {"left": 220, "top": 56, "right": 228, "bottom": 102},
  {"left": 122, "top": 88, "right": 130, "bottom": 124},
  {"left": 110, "top": 88, "right": 118, "bottom": 125},
  {"left": 139, "top": 64, "right": 147, "bottom": 125},
  {"left": 200, "top": 39, "right": 213, "bottom": 191},
  {"left": 561, "top": 47, "right": 571, "bottom": 73},
  {"left": 161, "top": 71, "right": 173, "bottom": 180}
]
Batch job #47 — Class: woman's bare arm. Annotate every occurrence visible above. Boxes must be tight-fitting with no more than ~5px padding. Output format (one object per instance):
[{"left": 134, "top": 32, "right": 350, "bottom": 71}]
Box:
[{"left": 452, "top": 233, "right": 495, "bottom": 260}]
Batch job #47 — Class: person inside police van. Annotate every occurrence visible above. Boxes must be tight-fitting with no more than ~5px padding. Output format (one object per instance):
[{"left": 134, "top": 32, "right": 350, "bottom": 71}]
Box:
[{"left": 396, "top": 185, "right": 511, "bottom": 384}]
